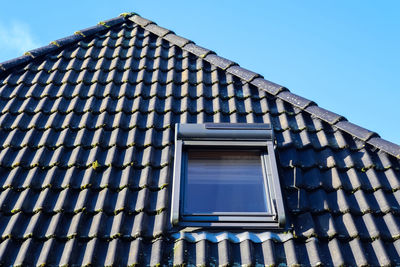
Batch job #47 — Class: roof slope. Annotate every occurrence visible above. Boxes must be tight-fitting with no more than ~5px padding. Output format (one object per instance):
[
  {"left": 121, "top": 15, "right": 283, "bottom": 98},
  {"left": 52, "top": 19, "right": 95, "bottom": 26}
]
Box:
[{"left": 0, "top": 12, "right": 399, "bottom": 266}]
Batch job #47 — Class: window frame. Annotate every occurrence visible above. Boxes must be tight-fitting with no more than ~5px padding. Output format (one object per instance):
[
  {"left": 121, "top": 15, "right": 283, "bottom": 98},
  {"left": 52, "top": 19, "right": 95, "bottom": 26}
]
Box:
[
  {"left": 171, "top": 123, "right": 285, "bottom": 228},
  {"left": 181, "top": 148, "right": 272, "bottom": 217}
]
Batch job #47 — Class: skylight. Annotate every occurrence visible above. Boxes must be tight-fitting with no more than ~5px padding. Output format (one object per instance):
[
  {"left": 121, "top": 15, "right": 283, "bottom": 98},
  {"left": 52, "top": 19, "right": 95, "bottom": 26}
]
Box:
[{"left": 171, "top": 123, "right": 285, "bottom": 228}]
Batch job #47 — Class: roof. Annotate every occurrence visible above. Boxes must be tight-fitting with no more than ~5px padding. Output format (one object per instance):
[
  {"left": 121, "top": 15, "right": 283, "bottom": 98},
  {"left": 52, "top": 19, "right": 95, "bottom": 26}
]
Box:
[{"left": 0, "top": 12, "right": 399, "bottom": 266}]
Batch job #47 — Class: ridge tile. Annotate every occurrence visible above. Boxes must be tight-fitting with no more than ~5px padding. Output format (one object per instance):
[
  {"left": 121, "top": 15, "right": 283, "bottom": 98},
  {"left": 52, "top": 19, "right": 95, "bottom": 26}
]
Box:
[
  {"left": 305, "top": 105, "right": 345, "bottom": 125},
  {"left": 77, "top": 25, "right": 110, "bottom": 38},
  {"left": 204, "top": 54, "right": 236, "bottom": 70},
  {"left": 100, "top": 16, "right": 126, "bottom": 28},
  {"left": 129, "top": 14, "right": 153, "bottom": 27},
  {"left": 183, "top": 43, "right": 213, "bottom": 58},
  {"left": 368, "top": 137, "right": 400, "bottom": 159},
  {"left": 0, "top": 55, "right": 33, "bottom": 73},
  {"left": 27, "top": 44, "right": 60, "bottom": 58},
  {"left": 226, "top": 65, "right": 260, "bottom": 82},
  {"left": 277, "top": 91, "right": 315, "bottom": 109},
  {"left": 250, "top": 78, "right": 285, "bottom": 95},
  {"left": 335, "top": 121, "right": 378, "bottom": 142},
  {"left": 163, "top": 33, "right": 191, "bottom": 48},
  {"left": 144, "top": 24, "right": 171, "bottom": 37}
]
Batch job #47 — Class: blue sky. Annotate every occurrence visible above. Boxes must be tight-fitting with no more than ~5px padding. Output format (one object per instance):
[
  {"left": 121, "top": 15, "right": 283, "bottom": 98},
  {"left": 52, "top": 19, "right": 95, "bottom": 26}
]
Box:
[{"left": 1, "top": 1, "right": 399, "bottom": 144}]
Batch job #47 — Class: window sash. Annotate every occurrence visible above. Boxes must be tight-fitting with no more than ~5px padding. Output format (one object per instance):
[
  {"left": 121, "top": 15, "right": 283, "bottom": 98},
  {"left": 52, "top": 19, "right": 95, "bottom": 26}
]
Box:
[{"left": 181, "top": 149, "right": 272, "bottom": 216}]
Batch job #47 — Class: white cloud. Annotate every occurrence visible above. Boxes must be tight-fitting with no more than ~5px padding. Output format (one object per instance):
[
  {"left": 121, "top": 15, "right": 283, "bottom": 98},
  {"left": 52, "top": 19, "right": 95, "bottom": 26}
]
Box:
[{"left": 0, "top": 20, "right": 41, "bottom": 57}]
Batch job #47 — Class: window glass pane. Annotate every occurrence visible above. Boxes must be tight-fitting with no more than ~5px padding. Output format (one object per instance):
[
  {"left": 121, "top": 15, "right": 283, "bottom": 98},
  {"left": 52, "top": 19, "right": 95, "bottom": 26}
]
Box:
[{"left": 184, "top": 150, "right": 268, "bottom": 214}]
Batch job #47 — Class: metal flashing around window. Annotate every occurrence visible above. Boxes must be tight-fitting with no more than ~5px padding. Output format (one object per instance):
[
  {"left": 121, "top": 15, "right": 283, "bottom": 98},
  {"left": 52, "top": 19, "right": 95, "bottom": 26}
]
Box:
[{"left": 171, "top": 123, "right": 285, "bottom": 228}]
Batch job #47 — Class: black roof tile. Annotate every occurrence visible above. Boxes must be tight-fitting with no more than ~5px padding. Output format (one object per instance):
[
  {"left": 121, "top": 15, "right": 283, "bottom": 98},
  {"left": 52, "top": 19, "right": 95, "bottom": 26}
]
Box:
[{"left": 0, "top": 12, "right": 398, "bottom": 266}]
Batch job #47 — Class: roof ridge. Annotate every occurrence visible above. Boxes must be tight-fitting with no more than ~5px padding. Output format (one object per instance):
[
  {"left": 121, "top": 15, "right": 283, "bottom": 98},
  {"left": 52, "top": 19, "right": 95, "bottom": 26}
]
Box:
[
  {"left": 0, "top": 12, "right": 398, "bottom": 159},
  {"left": 0, "top": 12, "right": 136, "bottom": 74},
  {"left": 127, "top": 14, "right": 400, "bottom": 159}
]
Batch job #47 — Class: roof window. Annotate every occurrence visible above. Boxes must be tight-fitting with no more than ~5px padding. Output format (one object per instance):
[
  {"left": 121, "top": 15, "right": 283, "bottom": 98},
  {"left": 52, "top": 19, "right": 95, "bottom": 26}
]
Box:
[{"left": 171, "top": 123, "right": 285, "bottom": 228}]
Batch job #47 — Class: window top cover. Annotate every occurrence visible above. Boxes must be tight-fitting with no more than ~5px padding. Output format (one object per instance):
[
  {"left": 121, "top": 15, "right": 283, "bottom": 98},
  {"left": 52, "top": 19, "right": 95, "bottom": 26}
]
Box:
[
  {"left": 171, "top": 123, "right": 285, "bottom": 228},
  {"left": 176, "top": 123, "right": 273, "bottom": 141}
]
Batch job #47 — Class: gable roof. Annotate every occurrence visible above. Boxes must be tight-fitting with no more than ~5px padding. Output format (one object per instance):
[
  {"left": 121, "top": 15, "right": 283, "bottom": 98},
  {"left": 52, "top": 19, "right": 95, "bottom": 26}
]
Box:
[{"left": 0, "top": 12, "right": 399, "bottom": 266}]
